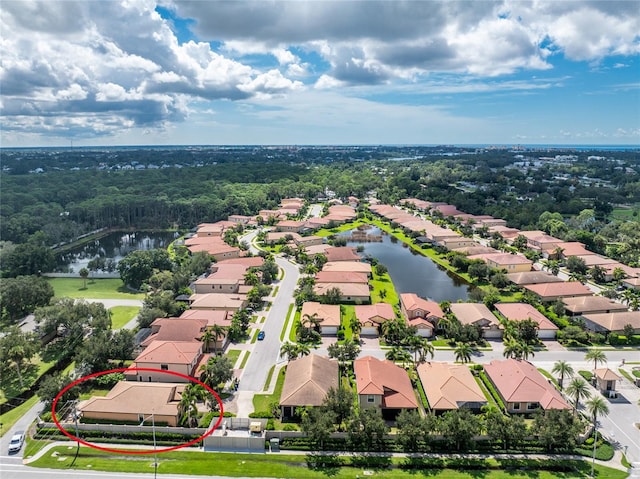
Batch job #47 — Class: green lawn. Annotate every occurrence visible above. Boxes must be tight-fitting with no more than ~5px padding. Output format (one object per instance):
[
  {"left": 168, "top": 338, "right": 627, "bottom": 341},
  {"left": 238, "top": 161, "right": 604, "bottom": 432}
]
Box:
[
  {"left": 281, "top": 304, "right": 295, "bottom": 341},
  {"left": 253, "top": 367, "right": 285, "bottom": 412},
  {"left": 109, "top": 306, "right": 140, "bottom": 329},
  {"left": 48, "top": 278, "right": 145, "bottom": 299},
  {"left": 1, "top": 353, "right": 60, "bottom": 405},
  {"left": 27, "top": 446, "right": 628, "bottom": 479},
  {"left": 226, "top": 349, "right": 241, "bottom": 367},
  {"left": 0, "top": 395, "right": 40, "bottom": 437}
]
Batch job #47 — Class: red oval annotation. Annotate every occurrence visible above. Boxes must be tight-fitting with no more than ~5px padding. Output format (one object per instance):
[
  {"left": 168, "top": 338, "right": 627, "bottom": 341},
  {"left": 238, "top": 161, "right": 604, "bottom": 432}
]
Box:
[{"left": 52, "top": 367, "right": 224, "bottom": 454}]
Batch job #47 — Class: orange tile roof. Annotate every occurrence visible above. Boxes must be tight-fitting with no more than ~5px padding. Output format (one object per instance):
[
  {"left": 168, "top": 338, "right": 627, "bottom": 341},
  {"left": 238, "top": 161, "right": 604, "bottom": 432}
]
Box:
[
  {"left": 484, "top": 359, "right": 570, "bottom": 410},
  {"left": 134, "top": 340, "right": 202, "bottom": 365},
  {"left": 450, "top": 303, "right": 500, "bottom": 327},
  {"left": 141, "top": 318, "right": 206, "bottom": 347},
  {"left": 301, "top": 302, "right": 341, "bottom": 328},
  {"left": 400, "top": 293, "right": 444, "bottom": 319},
  {"left": 354, "top": 303, "right": 396, "bottom": 324},
  {"left": 79, "top": 382, "right": 185, "bottom": 417},
  {"left": 523, "top": 281, "right": 593, "bottom": 298},
  {"left": 280, "top": 354, "right": 339, "bottom": 407},
  {"left": 354, "top": 356, "right": 417, "bottom": 409},
  {"left": 594, "top": 368, "right": 622, "bottom": 381},
  {"left": 494, "top": 303, "right": 558, "bottom": 330},
  {"left": 324, "top": 247, "right": 361, "bottom": 262}
]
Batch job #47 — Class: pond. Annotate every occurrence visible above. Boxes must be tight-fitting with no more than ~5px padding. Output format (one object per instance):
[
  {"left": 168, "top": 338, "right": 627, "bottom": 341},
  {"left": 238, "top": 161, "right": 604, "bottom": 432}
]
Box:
[
  {"left": 56, "top": 231, "right": 178, "bottom": 273},
  {"left": 342, "top": 226, "right": 472, "bottom": 303}
]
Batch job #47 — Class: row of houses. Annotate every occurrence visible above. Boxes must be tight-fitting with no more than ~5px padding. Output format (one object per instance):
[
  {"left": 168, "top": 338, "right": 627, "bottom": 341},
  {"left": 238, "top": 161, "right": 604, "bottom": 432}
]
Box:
[
  {"left": 279, "top": 355, "right": 572, "bottom": 420},
  {"left": 370, "top": 201, "right": 640, "bottom": 337}
]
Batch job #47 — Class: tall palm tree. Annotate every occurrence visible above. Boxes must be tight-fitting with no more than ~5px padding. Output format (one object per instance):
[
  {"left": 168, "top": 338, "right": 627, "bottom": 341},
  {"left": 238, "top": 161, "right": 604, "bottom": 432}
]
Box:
[
  {"left": 295, "top": 342, "right": 311, "bottom": 357},
  {"left": 552, "top": 360, "right": 574, "bottom": 391},
  {"left": 503, "top": 338, "right": 523, "bottom": 360},
  {"left": 454, "top": 342, "right": 474, "bottom": 363},
  {"left": 302, "top": 312, "right": 321, "bottom": 335},
  {"left": 385, "top": 346, "right": 412, "bottom": 368},
  {"left": 208, "top": 324, "right": 227, "bottom": 354},
  {"left": 280, "top": 342, "right": 300, "bottom": 361},
  {"left": 406, "top": 335, "right": 433, "bottom": 364},
  {"left": 349, "top": 315, "right": 362, "bottom": 339},
  {"left": 519, "top": 342, "right": 535, "bottom": 361},
  {"left": 585, "top": 350, "right": 607, "bottom": 371},
  {"left": 179, "top": 385, "right": 199, "bottom": 427},
  {"left": 585, "top": 396, "right": 610, "bottom": 427},
  {"left": 566, "top": 377, "right": 592, "bottom": 412},
  {"left": 200, "top": 328, "right": 215, "bottom": 354}
]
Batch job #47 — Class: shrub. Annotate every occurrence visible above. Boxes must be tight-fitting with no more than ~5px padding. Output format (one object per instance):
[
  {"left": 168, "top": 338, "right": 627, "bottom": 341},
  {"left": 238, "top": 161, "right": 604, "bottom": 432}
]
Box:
[
  {"left": 249, "top": 411, "right": 274, "bottom": 418},
  {"left": 283, "top": 423, "right": 297, "bottom": 431},
  {"left": 265, "top": 418, "right": 275, "bottom": 430}
]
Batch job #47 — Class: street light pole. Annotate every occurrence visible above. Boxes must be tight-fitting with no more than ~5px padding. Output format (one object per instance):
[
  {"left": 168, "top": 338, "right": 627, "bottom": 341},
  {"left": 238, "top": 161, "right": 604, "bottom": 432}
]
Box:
[
  {"left": 140, "top": 412, "right": 157, "bottom": 479},
  {"left": 591, "top": 421, "right": 598, "bottom": 479}
]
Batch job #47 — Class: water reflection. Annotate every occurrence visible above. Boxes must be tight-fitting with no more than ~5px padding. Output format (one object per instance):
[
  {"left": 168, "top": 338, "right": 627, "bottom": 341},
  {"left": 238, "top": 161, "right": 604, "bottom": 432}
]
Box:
[
  {"left": 56, "top": 231, "right": 177, "bottom": 272},
  {"left": 341, "top": 227, "right": 472, "bottom": 303}
]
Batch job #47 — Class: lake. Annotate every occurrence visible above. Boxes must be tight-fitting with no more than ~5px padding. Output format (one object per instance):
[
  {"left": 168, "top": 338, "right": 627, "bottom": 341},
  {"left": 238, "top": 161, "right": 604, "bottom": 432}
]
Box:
[
  {"left": 342, "top": 226, "right": 472, "bottom": 302},
  {"left": 56, "top": 231, "right": 178, "bottom": 273}
]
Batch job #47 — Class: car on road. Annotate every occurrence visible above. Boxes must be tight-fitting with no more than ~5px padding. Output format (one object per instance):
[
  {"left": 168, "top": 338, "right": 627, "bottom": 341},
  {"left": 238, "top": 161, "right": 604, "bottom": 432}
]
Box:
[
  {"left": 8, "top": 431, "right": 25, "bottom": 453},
  {"left": 257, "top": 330, "right": 265, "bottom": 340}
]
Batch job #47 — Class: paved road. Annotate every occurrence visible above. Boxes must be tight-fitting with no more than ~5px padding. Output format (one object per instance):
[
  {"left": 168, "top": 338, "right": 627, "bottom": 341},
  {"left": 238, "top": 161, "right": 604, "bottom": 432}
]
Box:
[{"left": 238, "top": 256, "right": 300, "bottom": 393}]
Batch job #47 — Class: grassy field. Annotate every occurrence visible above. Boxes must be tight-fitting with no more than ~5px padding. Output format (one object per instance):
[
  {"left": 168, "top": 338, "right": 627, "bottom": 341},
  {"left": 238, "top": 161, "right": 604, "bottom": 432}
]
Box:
[
  {"left": 109, "top": 306, "right": 140, "bottom": 329},
  {"left": 27, "top": 446, "right": 628, "bottom": 478},
  {"left": 610, "top": 206, "right": 639, "bottom": 221},
  {"left": 48, "top": 278, "right": 145, "bottom": 299},
  {"left": 1, "top": 353, "right": 60, "bottom": 405}
]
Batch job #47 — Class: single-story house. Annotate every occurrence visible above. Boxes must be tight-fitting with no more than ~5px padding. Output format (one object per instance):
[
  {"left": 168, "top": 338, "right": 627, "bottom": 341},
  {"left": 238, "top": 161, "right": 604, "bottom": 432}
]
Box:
[
  {"left": 188, "top": 293, "right": 248, "bottom": 312},
  {"left": 452, "top": 245, "right": 500, "bottom": 256},
  {"left": 314, "top": 282, "right": 371, "bottom": 304},
  {"left": 506, "top": 271, "right": 562, "bottom": 285},
  {"left": 494, "top": 303, "right": 559, "bottom": 339},
  {"left": 217, "top": 256, "right": 264, "bottom": 268},
  {"left": 543, "top": 241, "right": 594, "bottom": 259},
  {"left": 622, "top": 277, "right": 640, "bottom": 291},
  {"left": 276, "top": 220, "right": 307, "bottom": 233},
  {"left": 179, "top": 309, "right": 233, "bottom": 328},
  {"left": 193, "top": 278, "right": 240, "bottom": 294},
  {"left": 324, "top": 247, "right": 362, "bottom": 262},
  {"left": 314, "top": 271, "right": 369, "bottom": 284},
  {"left": 78, "top": 382, "right": 185, "bottom": 426},
  {"left": 400, "top": 293, "right": 444, "bottom": 337},
  {"left": 195, "top": 223, "right": 225, "bottom": 237},
  {"left": 295, "top": 235, "right": 324, "bottom": 247},
  {"left": 322, "top": 261, "right": 372, "bottom": 276},
  {"left": 127, "top": 340, "right": 203, "bottom": 382},
  {"left": 581, "top": 311, "right": 640, "bottom": 335},
  {"left": 440, "top": 237, "right": 479, "bottom": 250},
  {"left": 483, "top": 359, "right": 570, "bottom": 413},
  {"left": 279, "top": 354, "right": 339, "bottom": 419},
  {"left": 301, "top": 302, "right": 341, "bottom": 336},
  {"left": 561, "top": 296, "right": 629, "bottom": 316},
  {"left": 593, "top": 368, "right": 621, "bottom": 396},
  {"left": 522, "top": 282, "right": 593, "bottom": 302},
  {"left": 228, "top": 214, "right": 252, "bottom": 225},
  {"left": 449, "top": 303, "right": 503, "bottom": 339},
  {"left": 417, "top": 362, "right": 487, "bottom": 413},
  {"left": 354, "top": 356, "right": 418, "bottom": 420},
  {"left": 354, "top": 303, "right": 396, "bottom": 336}
]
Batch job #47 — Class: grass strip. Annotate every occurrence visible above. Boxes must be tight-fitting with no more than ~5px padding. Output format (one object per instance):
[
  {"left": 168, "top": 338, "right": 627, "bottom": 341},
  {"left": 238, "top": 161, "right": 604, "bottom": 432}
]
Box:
[
  {"left": 27, "top": 446, "right": 628, "bottom": 479},
  {"left": 479, "top": 371, "right": 507, "bottom": 412},
  {"left": 225, "top": 349, "right": 241, "bottom": 367},
  {"left": 281, "top": 303, "right": 295, "bottom": 341},
  {"left": 239, "top": 351, "right": 250, "bottom": 370},
  {"left": 109, "top": 305, "right": 140, "bottom": 329},
  {"left": 0, "top": 395, "right": 40, "bottom": 437}
]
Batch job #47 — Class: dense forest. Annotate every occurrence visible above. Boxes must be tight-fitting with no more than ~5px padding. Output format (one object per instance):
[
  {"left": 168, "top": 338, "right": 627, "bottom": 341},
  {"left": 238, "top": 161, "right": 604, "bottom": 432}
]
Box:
[{"left": 1, "top": 145, "right": 639, "bottom": 277}]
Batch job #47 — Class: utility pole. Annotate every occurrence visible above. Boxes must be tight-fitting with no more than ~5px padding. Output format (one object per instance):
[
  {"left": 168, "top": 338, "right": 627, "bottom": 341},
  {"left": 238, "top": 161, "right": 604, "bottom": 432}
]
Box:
[
  {"left": 70, "top": 403, "right": 81, "bottom": 466},
  {"left": 140, "top": 412, "right": 157, "bottom": 479}
]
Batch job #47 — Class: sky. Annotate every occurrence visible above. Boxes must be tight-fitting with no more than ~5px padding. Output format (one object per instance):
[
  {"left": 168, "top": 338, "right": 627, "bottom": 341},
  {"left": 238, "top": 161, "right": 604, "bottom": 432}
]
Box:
[{"left": 1, "top": 0, "right": 639, "bottom": 147}]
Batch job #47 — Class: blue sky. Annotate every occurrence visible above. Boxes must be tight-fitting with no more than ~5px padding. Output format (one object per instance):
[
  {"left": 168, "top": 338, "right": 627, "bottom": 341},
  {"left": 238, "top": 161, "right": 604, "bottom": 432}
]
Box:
[{"left": 1, "top": 0, "right": 638, "bottom": 146}]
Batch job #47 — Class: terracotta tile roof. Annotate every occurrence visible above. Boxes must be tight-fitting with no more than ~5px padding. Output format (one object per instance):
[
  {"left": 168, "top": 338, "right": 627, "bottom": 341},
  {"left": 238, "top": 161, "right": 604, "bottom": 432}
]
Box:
[
  {"left": 322, "top": 261, "right": 372, "bottom": 275},
  {"left": 506, "top": 271, "right": 561, "bottom": 285},
  {"left": 400, "top": 293, "right": 444, "bottom": 319},
  {"left": 301, "top": 302, "right": 341, "bottom": 328},
  {"left": 279, "top": 354, "right": 339, "bottom": 407},
  {"left": 79, "top": 382, "right": 185, "bottom": 417},
  {"left": 452, "top": 246, "right": 500, "bottom": 255},
  {"left": 450, "top": 303, "right": 500, "bottom": 327},
  {"left": 484, "top": 359, "right": 570, "bottom": 410},
  {"left": 523, "top": 281, "right": 593, "bottom": 298},
  {"left": 315, "top": 271, "right": 369, "bottom": 284},
  {"left": 179, "top": 309, "right": 233, "bottom": 328},
  {"left": 189, "top": 293, "right": 247, "bottom": 310},
  {"left": 417, "top": 362, "right": 486, "bottom": 410},
  {"left": 494, "top": 303, "right": 558, "bottom": 331},
  {"left": 325, "top": 247, "right": 361, "bottom": 262},
  {"left": 468, "top": 252, "right": 532, "bottom": 266},
  {"left": 594, "top": 368, "right": 622, "bottom": 381},
  {"left": 354, "top": 303, "right": 396, "bottom": 325},
  {"left": 574, "top": 254, "right": 618, "bottom": 267},
  {"left": 134, "top": 340, "right": 202, "bottom": 365},
  {"left": 314, "top": 282, "right": 371, "bottom": 298},
  {"left": 545, "top": 242, "right": 594, "bottom": 257},
  {"left": 217, "top": 257, "right": 264, "bottom": 267},
  {"left": 141, "top": 318, "right": 206, "bottom": 348},
  {"left": 354, "top": 356, "right": 418, "bottom": 409},
  {"left": 582, "top": 311, "right": 640, "bottom": 332}
]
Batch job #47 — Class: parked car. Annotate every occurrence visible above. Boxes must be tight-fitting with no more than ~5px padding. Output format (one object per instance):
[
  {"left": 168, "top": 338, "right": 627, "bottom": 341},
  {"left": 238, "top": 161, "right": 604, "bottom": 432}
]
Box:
[
  {"left": 257, "top": 331, "right": 265, "bottom": 340},
  {"left": 8, "top": 431, "right": 25, "bottom": 453}
]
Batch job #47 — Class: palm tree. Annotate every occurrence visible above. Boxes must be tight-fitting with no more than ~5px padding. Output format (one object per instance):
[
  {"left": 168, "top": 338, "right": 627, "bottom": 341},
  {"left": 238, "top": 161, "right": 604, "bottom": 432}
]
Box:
[
  {"left": 585, "top": 395, "right": 610, "bottom": 478},
  {"left": 179, "top": 385, "right": 199, "bottom": 427},
  {"left": 200, "top": 328, "right": 215, "bottom": 353},
  {"left": 519, "top": 342, "right": 535, "bottom": 361},
  {"left": 302, "top": 312, "right": 321, "bottom": 335},
  {"left": 385, "top": 346, "right": 412, "bottom": 368},
  {"left": 585, "top": 350, "right": 607, "bottom": 371},
  {"left": 566, "top": 377, "right": 592, "bottom": 412},
  {"left": 552, "top": 360, "right": 574, "bottom": 391},
  {"left": 295, "top": 342, "right": 311, "bottom": 357},
  {"left": 454, "top": 342, "right": 474, "bottom": 363},
  {"left": 209, "top": 324, "right": 227, "bottom": 354},
  {"left": 619, "top": 288, "right": 635, "bottom": 306},
  {"left": 405, "top": 335, "right": 433, "bottom": 364},
  {"left": 280, "top": 342, "right": 299, "bottom": 361},
  {"left": 503, "top": 338, "right": 523, "bottom": 360},
  {"left": 349, "top": 315, "right": 362, "bottom": 340}
]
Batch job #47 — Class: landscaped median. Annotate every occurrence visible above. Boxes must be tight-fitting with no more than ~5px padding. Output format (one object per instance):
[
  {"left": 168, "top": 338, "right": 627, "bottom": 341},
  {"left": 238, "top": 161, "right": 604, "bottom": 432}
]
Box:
[{"left": 25, "top": 445, "right": 628, "bottom": 478}]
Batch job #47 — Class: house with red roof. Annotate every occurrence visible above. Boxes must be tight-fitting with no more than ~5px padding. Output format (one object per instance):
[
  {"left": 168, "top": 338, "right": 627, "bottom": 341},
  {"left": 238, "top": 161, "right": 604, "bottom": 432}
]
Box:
[
  {"left": 127, "top": 340, "right": 203, "bottom": 382},
  {"left": 313, "top": 283, "right": 371, "bottom": 304},
  {"left": 593, "top": 368, "right": 622, "bottom": 396},
  {"left": 140, "top": 318, "right": 206, "bottom": 349},
  {"left": 494, "top": 303, "right": 558, "bottom": 340},
  {"left": 354, "top": 356, "right": 418, "bottom": 419},
  {"left": 354, "top": 303, "right": 396, "bottom": 336},
  {"left": 483, "top": 359, "right": 570, "bottom": 413},
  {"left": 561, "top": 296, "right": 628, "bottom": 316},
  {"left": 400, "top": 293, "right": 444, "bottom": 337},
  {"left": 324, "top": 246, "right": 361, "bottom": 262},
  {"left": 468, "top": 252, "right": 532, "bottom": 273}
]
